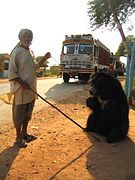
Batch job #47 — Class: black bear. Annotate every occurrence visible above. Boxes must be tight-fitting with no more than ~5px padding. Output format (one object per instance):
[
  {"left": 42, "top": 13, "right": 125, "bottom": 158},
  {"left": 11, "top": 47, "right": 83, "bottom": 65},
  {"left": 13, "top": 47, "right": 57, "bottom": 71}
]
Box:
[{"left": 85, "top": 72, "right": 129, "bottom": 143}]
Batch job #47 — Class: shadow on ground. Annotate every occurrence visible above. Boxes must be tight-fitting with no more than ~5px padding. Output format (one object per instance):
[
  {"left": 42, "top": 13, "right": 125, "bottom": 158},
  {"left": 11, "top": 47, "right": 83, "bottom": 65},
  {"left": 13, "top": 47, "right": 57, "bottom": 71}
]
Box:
[
  {"left": 0, "top": 145, "right": 20, "bottom": 179},
  {"left": 86, "top": 133, "right": 135, "bottom": 179}
]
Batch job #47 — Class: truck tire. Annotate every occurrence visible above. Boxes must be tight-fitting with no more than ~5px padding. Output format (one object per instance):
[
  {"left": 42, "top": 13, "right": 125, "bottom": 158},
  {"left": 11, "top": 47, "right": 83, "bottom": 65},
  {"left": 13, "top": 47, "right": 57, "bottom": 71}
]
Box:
[{"left": 63, "top": 73, "right": 70, "bottom": 83}]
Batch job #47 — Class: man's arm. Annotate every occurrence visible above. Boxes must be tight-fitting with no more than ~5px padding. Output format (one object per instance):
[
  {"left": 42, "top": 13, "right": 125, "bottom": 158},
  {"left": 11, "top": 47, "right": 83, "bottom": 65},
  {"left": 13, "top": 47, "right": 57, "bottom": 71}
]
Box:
[
  {"left": 10, "top": 78, "right": 30, "bottom": 89},
  {"left": 38, "top": 52, "right": 51, "bottom": 67}
]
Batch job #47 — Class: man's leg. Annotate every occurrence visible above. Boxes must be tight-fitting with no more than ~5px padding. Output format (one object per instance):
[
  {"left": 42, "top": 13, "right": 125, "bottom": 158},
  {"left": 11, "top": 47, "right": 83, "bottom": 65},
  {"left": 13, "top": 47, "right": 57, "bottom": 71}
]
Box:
[
  {"left": 21, "top": 119, "right": 29, "bottom": 137},
  {"left": 21, "top": 100, "right": 36, "bottom": 142},
  {"left": 12, "top": 104, "right": 27, "bottom": 147}
]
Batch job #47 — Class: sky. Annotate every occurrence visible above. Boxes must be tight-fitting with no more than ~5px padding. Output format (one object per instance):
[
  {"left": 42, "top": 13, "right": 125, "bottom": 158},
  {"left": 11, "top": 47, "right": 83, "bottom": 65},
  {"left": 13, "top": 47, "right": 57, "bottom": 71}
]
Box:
[{"left": 0, "top": 0, "right": 134, "bottom": 66}]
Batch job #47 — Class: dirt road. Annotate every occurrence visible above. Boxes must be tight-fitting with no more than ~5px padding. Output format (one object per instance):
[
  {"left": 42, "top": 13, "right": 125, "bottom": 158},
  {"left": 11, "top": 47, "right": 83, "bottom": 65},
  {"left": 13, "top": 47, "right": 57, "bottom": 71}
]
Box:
[{"left": 0, "top": 78, "right": 135, "bottom": 179}]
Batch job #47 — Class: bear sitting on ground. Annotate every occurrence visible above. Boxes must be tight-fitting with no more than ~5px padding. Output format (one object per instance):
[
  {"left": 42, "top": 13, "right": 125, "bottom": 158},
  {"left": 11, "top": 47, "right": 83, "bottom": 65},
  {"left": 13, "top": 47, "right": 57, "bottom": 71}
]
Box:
[{"left": 85, "top": 72, "right": 129, "bottom": 143}]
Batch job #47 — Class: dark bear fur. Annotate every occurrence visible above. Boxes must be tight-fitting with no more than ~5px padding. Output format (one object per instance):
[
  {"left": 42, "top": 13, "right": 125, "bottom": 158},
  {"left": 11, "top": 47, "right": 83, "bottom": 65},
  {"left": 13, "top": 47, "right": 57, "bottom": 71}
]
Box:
[{"left": 86, "top": 72, "right": 129, "bottom": 143}]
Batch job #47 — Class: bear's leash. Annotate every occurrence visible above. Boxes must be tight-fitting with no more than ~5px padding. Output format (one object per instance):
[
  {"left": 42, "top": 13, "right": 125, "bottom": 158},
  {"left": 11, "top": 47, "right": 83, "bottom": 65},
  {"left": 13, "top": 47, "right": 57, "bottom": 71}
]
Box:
[
  {"left": 30, "top": 88, "right": 101, "bottom": 142},
  {"left": 30, "top": 88, "right": 85, "bottom": 130}
]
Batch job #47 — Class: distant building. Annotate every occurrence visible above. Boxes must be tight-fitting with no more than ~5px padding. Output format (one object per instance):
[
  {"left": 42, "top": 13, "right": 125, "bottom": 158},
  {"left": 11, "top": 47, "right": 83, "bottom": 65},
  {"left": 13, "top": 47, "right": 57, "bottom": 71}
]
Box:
[{"left": 0, "top": 54, "right": 10, "bottom": 78}]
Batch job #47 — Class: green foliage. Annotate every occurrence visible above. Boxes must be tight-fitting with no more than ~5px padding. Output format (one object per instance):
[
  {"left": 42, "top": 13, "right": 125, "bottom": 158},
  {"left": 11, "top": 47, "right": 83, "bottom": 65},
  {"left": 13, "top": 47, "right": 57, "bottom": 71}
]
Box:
[
  {"left": 35, "top": 56, "right": 44, "bottom": 62},
  {"left": 116, "top": 35, "right": 135, "bottom": 56},
  {"left": 45, "top": 66, "right": 60, "bottom": 76},
  {"left": 87, "top": 0, "right": 135, "bottom": 30},
  {"left": 44, "top": 69, "right": 52, "bottom": 76},
  {"left": 50, "top": 66, "right": 60, "bottom": 75},
  {"left": 35, "top": 56, "right": 48, "bottom": 67}
]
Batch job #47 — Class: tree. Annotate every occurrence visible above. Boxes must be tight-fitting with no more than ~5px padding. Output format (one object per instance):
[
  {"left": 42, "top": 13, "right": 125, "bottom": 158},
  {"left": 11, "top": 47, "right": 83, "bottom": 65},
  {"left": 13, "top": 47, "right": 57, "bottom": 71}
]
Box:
[
  {"left": 35, "top": 56, "right": 43, "bottom": 62},
  {"left": 116, "top": 35, "right": 135, "bottom": 56},
  {"left": 87, "top": 0, "right": 135, "bottom": 57},
  {"left": 35, "top": 56, "right": 48, "bottom": 67},
  {"left": 35, "top": 56, "right": 49, "bottom": 77},
  {"left": 87, "top": 0, "right": 135, "bottom": 101},
  {"left": 88, "top": 0, "right": 135, "bottom": 30}
]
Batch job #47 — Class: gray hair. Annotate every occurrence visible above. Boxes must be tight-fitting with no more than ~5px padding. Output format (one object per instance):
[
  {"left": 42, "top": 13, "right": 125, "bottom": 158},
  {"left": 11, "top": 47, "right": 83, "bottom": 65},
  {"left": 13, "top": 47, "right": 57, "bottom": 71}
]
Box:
[
  {"left": 10, "top": 29, "right": 33, "bottom": 55},
  {"left": 18, "top": 29, "right": 33, "bottom": 41}
]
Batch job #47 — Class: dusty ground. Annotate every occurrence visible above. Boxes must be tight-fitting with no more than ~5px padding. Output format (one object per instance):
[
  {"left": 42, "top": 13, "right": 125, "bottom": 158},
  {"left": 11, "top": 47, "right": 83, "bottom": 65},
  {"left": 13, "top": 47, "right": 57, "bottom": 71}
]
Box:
[{"left": 0, "top": 78, "right": 135, "bottom": 180}]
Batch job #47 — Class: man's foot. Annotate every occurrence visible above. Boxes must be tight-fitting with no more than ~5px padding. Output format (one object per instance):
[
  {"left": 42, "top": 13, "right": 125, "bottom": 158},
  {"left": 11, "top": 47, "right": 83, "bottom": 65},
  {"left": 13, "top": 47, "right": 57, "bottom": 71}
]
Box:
[
  {"left": 14, "top": 139, "right": 27, "bottom": 148},
  {"left": 22, "top": 134, "right": 37, "bottom": 143}
]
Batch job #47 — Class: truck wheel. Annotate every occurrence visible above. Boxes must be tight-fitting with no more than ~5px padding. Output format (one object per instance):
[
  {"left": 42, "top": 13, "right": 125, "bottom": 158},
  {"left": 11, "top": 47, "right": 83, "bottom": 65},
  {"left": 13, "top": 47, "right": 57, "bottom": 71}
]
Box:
[{"left": 63, "top": 73, "right": 70, "bottom": 83}]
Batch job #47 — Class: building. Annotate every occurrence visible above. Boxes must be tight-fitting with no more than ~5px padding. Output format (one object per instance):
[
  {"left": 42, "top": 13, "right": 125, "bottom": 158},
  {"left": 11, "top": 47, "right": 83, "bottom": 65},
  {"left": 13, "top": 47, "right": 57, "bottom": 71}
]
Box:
[{"left": 0, "top": 54, "right": 10, "bottom": 78}]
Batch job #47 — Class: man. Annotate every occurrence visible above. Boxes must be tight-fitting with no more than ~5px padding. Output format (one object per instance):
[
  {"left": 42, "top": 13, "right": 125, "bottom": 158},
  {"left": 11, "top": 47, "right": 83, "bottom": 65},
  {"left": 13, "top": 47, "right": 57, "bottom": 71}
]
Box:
[{"left": 9, "top": 29, "right": 51, "bottom": 148}]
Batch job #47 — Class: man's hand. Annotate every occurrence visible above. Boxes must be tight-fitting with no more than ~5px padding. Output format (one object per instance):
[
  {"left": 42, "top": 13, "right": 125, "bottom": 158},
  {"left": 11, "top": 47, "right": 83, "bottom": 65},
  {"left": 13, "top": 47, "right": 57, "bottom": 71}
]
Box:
[
  {"left": 38, "top": 52, "right": 51, "bottom": 67},
  {"left": 43, "top": 52, "right": 51, "bottom": 60},
  {"left": 21, "top": 81, "right": 30, "bottom": 89},
  {"left": 12, "top": 78, "right": 30, "bottom": 89}
]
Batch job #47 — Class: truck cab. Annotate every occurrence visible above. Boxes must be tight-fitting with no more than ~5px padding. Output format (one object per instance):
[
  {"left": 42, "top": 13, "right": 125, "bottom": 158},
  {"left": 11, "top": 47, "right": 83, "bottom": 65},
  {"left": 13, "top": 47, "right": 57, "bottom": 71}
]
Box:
[{"left": 60, "top": 34, "right": 110, "bottom": 83}]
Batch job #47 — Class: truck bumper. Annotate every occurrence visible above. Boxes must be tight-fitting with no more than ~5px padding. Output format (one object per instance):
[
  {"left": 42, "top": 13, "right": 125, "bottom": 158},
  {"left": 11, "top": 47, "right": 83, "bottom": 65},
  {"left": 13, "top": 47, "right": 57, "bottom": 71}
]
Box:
[{"left": 60, "top": 68, "right": 93, "bottom": 76}]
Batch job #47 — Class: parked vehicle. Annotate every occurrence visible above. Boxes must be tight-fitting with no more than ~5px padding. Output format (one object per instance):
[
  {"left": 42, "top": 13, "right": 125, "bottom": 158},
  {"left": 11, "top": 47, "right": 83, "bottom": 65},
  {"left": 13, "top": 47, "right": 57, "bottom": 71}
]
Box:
[
  {"left": 114, "top": 61, "right": 125, "bottom": 76},
  {"left": 60, "top": 34, "right": 110, "bottom": 82},
  {"left": 108, "top": 53, "right": 126, "bottom": 76}
]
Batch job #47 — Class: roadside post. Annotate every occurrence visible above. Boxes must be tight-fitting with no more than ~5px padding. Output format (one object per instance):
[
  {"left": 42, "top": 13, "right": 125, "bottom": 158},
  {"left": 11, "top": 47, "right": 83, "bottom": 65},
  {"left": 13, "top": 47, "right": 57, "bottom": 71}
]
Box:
[
  {"left": 124, "top": 56, "right": 130, "bottom": 96},
  {"left": 125, "top": 42, "right": 132, "bottom": 97},
  {"left": 127, "top": 42, "right": 135, "bottom": 108}
]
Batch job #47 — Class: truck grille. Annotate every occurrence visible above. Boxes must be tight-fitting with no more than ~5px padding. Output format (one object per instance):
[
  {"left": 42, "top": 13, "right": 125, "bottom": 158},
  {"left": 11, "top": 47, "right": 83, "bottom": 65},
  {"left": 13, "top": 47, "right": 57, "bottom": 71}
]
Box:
[{"left": 61, "top": 60, "right": 91, "bottom": 66}]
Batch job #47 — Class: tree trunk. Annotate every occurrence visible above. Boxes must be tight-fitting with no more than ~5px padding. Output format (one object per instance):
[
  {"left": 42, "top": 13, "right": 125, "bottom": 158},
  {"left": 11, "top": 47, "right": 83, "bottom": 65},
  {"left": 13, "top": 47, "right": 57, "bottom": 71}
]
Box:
[
  {"left": 106, "top": 0, "right": 131, "bottom": 60},
  {"left": 106, "top": 0, "right": 133, "bottom": 101}
]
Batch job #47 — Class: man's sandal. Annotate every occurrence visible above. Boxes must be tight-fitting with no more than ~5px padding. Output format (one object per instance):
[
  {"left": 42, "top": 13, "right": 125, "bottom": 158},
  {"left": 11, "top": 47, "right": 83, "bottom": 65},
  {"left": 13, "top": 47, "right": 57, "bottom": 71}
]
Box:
[
  {"left": 22, "top": 134, "right": 37, "bottom": 143},
  {"left": 14, "top": 139, "right": 27, "bottom": 148}
]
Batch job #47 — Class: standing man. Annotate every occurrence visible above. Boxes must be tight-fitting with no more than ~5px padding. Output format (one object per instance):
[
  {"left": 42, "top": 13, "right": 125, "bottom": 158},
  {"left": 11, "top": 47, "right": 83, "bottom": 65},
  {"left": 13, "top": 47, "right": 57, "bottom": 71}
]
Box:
[{"left": 9, "top": 29, "right": 51, "bottom": 148}]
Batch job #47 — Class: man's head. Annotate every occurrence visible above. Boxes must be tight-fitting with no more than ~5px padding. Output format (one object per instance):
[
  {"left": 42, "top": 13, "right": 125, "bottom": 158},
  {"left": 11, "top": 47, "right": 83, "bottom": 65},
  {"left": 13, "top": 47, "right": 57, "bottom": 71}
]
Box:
[
  {"left": 89, "top": 72, "right": 108, "bottom": 97},
  {"left": 18, "top": 29, "right": 33, "bottom": 47}
]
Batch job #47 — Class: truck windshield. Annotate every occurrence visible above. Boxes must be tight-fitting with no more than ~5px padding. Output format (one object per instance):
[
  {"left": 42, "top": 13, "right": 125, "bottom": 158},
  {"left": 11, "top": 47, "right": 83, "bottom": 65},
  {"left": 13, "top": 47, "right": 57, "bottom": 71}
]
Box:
[
  {"left": 78, "top": 44, "right": 93, "bottom": 55},
  {"left": 63, "top": 44, "right": 75, "bottom": 54}
]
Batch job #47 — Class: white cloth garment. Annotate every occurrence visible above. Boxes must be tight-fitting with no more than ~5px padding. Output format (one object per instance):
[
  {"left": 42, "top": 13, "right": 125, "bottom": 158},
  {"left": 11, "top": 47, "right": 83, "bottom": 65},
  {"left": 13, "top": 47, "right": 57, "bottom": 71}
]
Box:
[{"left": 9, "top": 46, "right": 38, "bottom": 105}]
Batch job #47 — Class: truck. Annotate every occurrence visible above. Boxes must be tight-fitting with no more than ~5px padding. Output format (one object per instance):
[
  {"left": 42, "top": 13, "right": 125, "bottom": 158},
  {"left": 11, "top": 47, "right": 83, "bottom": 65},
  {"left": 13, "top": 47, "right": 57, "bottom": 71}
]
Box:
[
  {"left": 60, "top": 34, "right": 110, "bottom": 83},
  {"left": 109, "top": 54, "right": 125, "bottom": 76},
  {"left": 114, "top": 61, "right": 125, "bottom": 76}
]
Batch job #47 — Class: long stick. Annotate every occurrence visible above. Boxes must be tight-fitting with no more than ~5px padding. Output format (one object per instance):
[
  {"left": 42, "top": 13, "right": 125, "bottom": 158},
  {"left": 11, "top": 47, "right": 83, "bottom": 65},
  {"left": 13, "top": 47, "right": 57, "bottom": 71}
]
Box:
[{"left": 30, "top": 89, "right": 85, "bottom": 130}]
